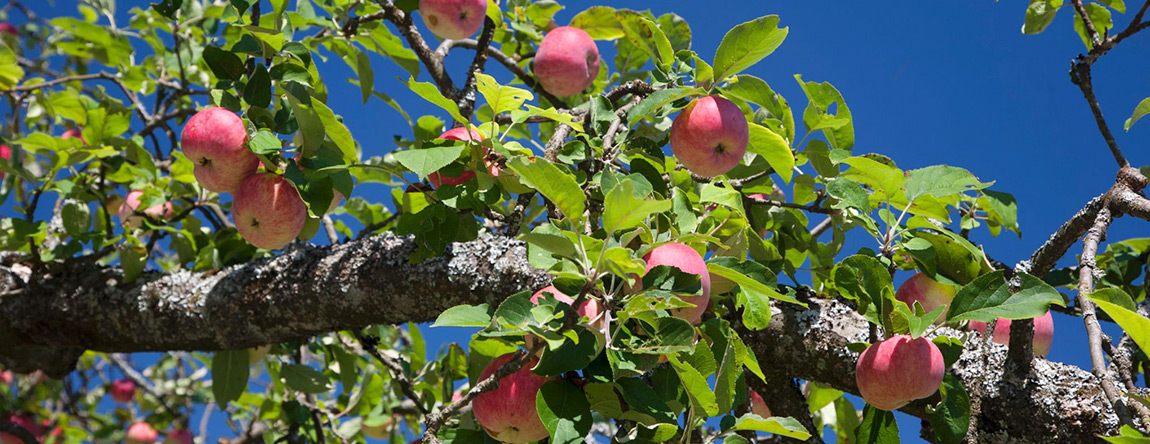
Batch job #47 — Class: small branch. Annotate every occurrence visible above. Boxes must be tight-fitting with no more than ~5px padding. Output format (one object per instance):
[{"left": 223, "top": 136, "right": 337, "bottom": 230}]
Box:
[
  {"left": 544, "top": 123, "right": 575, "bottom": 162},
  {"left": 374, "top": 0, "right": 457, "bottom": 99},
  {"left": 352, "top": 332, "right": 430, "bottom": 415},
  {"left": 321, "top": 215, "right": 339, "bottom": 245},
  {"left": 457, "top": 17, "right": 497, "bottom": 119},
  {"left": 747, "top": 195, "right": 838, "bottom": 215},
  {"left": 421, "top": 348, "right": 539, "bottom": 444},
  {"left": 604, "top": 80, "right": 656, "bottom": 105},
  {"left": 1072, "top": 0, "right": 1102, "bottom": 47},
  {"left": 1018, "top": 193, "right": 1107, "bottom": 278},
  {"left": 809, "top": 217, "right": 834, "bottom": 239},
  {"left": 1070, "top": 61, "right": 1129, "bottom": 168},
  {"left": 440, "top": 39, "right": 564, "bottom": 107}
]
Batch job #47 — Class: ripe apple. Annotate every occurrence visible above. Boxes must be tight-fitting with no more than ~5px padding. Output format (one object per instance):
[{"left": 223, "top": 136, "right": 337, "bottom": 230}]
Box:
[
  {"left": 0, "top": 371, "right": 11, "bottom": 385},
  {"left": 967, "top": 310, "right": 1054, "bottom": 357},
  {"left": 119, "top": 191, "right": 174, "bottom": 229},
  {"left": 749, "top": 390, "right": 772, "bottom": 417},
  {"left": 232, "top": 173, "right": 308, "bottom": 250},
  {"left": 0, "top": 414, "right": 41, "bottom": 444},
  {"left": 110, "top": 378, "right": 137, "bottom": 404},
  {"left": 361, "top": 415, "right": 394, "bottom": 440},
  {"left": 894, "top": 273, "right": 955, "bottom": 323},
  {"left": 126, "top": 422, "right": 159, "bottom": 444},
  {"left": 0, "top": 23, "right": 17, "bottom": 37},
  {"left": 0, "top": 144, "right": 11, "bottom": 179},
  {"left": 248, "top": 345, "right": 272, "bottom": 365},
  {"left": 524, "top": 285, "right": 608, "bottom": 351},
  {"left": 419, "top": 0, "right": 487, "bottom": 40},
  {"left": 472, "top": 353, "right": 557, "bottom": 443},
  {"left": 643, "top": 242, "right": 711, "bottom": 324},
  {"left": 670, "top": 95, "right": 749, "bottom": 178},
  {"left": 854, "top": 335, "right": 944, "bottom": 411},
  {"left": 429, "top": 127, "right": 486, "bottom": 187},
  {"left": 61, "top": 128, "right": 84, "bottom": 144},
  {"left": 180, "top": 107, "right": 258, "bottom": 193},
  {"left": 534, "top": 26, "right": 600, "bottom": 98},
  {"left": 164, "top": 428, "right": 193, "bottom": 444}
]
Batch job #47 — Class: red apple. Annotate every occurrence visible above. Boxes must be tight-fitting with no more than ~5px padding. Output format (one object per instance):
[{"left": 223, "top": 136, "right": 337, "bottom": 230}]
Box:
[
  {"left": 0, "top": 23, "right": 18, "bottom": 37},
  {"left": 0, "top": 413, "right": 41, "bottom": 444},
  {"left": 119, "top": 191, "right": 174, "bottom": 229},
  {"left": 967, "top": 310, "right": 1054, "bottom": 357},
  {"left": 429, "top": 127, "right": 486, "bottom": 187},
  {"left": 180, "top": 107, "right": 258, "bottom": 193},
  {"left": 472, "top": 353, "right": 556, "bottom": 443},
  {"left": 126, "top": 422, "right": 158, "bottom": 444},
  {"left": 232, "top": 173, "right": 308, "bottom": 250},
  {"left": 419, "top": 0, "right": 487, "bottom": 40},
  {"left": 670, "top": 96, "right": 749, "bottom": 178},
  {"left": 524, "top": 286, "right": 607, "bottom": 351},
  {"left": 0, "top": 371, "right": 11, "bottom": 385},
  {"left": 642, "top": 243, "right": 711, "bottom": 324},
  {"left": 0, "top": 144, "right": 11, "bottom": 179},
  {"left": 534, "top": 26, "right": 600, "bottom": 98},
  {"left": 854, "top": 335, "right": 944, "bottom": 411},
  {"left": 749, "top": 390, "right": 772, "bottom": 417},
  {"left": 164, "top": 428, "right": 193, "bottom": 444},
  {"left": 110, "top": 378, "right": 137, "bottom": 404},
  {"left": 894, "top": 273, "right": 955, "bottom": 323},
  {"left": 61, "top": 128, "right": 84, "bottom": 144}
]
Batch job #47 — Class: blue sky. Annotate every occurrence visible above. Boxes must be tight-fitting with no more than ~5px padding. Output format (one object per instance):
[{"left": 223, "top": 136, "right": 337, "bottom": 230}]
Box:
[{"left": 11, "top": 1, "right": 1150, "bottom": 443}]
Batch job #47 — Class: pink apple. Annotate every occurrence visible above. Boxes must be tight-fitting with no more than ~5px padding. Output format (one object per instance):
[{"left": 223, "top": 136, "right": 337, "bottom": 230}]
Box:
[
  {"left": 894, "top": 273, "right": 955, "bottom": 323},
  {"left": 429, "top": 127, "right": 486, "bottom": 187},
  {"left": 749, "top": 390, "right": 771, "bottom": 417},
  {"left": 180, "top": 107, "right": 258, "bottom": 193},
  {"left": 126, "top": 422, "right": 158, "bottom": 444},
  {"left": 0, "top": 23, "right": 18, "bottom": 37},
  {"left": 61, "top": 128, "right": 85, "bottom": 145},
  {"left": 110, "top": 378, "right": 137, "bottom": 404},
  {"left": 0, "top": 144, "right": 11, "bottom": 179},
  {"left": 0, "top": 414, "right": 41, "bottom": 444},
  {"left": 472, "top": 353, "right": 557, "bottom": 443},
  {"left": 855, "top": 335, "right": 944, "bottom": 411},
  {"left": 119, "top": 191, "right": 174, "bottom": 229},
  {"left": 524, "top": 285, "right": 608, "bottom": 351},
  {"left": 670, "top": 96, "right": 749, "bottom": 178},
  {"left": 967, "top": 310, "right": 1054, "bottom": 357},
  {"left": 0, "top": 371, "right": 11, "bottom": 385},
  {"left": 419, "top": 0, "right": 487, "bottom": 40},
  {"left": 326, "top": 190, "right": 345, "bottom": 214},
  {"left": 643, "top": 243, "right": 711, "bottom": 324},
  {"left": 232, "top": 173, "right": 308, "bottom": 250},
  {"left": 534, "top": 26, "right": 600, "bottom": 98},
  {"left": 164, "top": 428, "right": 193, "bottom": 444}
]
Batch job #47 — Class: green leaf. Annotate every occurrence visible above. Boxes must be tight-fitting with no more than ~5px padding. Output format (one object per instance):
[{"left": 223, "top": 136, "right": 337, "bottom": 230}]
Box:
[
  {"left": 712, "top": 15, "right": 788, "bottom": 81},
  {"left": 211, "top": 350, "right": 250, "bottom": 406},
  {"left": 795, "top": 75, "right": 854, "bottom": 150},
  {"left": 827, "top": 178, "right": 870, "bottom": 211},
  {"left": 535, "top": 380, "right": 593, "bottom": 444},
  {"left": 311, "top": 100, "right": 357, "bottom": 163},
  {"left": 1023, "top": 0, "right": 1062, "bottom": 34},
  {"left": 903, "top": 165, "right": 992, "bottom": 202},
  {"left": 392, "top": 145, "right": 466, "bottom": 180},
  {"left": 0, "top": 43, "right": 23, "bottom": 89},
  {"left": 506, "top": 157, "right": 585, "bottom": 224},
  {"left": 476, "top": 73, "right": 533, "bottom": 116},
  {"left": 432, "top": 303, "right": 492, "bottom": 328},
  {"left": 243, "top": 64, "right": 271, "bottom": 108},
  {"left": 927, "top": 374, "right": 970, "bottom": 444},
  {"left": 1087, "top": 289, "right": 1150, "bottom": 359},
  {"left": 666, "top": 352, "right": 719, "bottom": 416},
  {"left": 746, "top": 122, "right": 794, "bottom": 184},
  {"left": 354, "top": 51, "right": 374, "bottom": 104},
  {"left": 603, "top": 179, "right": 672, "bottom": 233},
  {"left": 281, "top": 364, "right": 332, "bottom": 394},
  {"left": 202, "top": 46, "right": 245, "bottom": 81},
  {"left": 406, "top": 78, "right": 466, "bottom": 124},
  {"left": 570, "top": 6, "right": 623, "bottom": 40},
  {"left": 628, "top": 87, "right": 700, "bottom": 122},
  {"left": 61, "top": 201, "right": 91, "bottom": 237},
  {"left": 248, "top": 129, "right": 281, "bottom": 155},
  {"left": 732, "top": 415, "right": 811, "bottom": 440},
  {"left": 947, "top": 271, "right": 1065, "bottom": 323},
  {"left": 1073, "top": 3, "right": 1113, "bottom": 49},
  {"left": 856, "top": 405, "right": 900, "bottom": 444},
  {"left": 620, "top": 16, "right": 674, "bottom": 71},
  {"left": 120, "top": 245, "right": 148, "bottom": 283},
  {"left": 707, "top": 263, "right": 805, "bottom": 307},
  {"left": 1125, "top": 97, "right": 1150, "bottom": 131},
  {"left": 830, "top": 255, "right": 894, "bottom": 325}
]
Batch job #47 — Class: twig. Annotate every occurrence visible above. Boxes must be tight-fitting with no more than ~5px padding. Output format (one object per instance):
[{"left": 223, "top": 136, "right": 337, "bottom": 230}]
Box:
[
  {"left": 1017, "top": 194, "right": 1106, "bottom": 278},
  {"left": 108, "top": 354, "right": 178, "bottom": 415},
  {"left": 321, "top": 215, "right": 339, "bottom": 244},
  {"left": 1070, "top": 61, "right": 1129, "bottom": 168},
  {"left": 439, "top": 39, "right": 564, "bottom": 107},
  {"left": 352, "top": 332, "right": 430, "bottom": 415},
  {"left": 747, "top": 195, "right": 837, "bottom": 215},
  {"left": 457, "top": 17, "right": 497, "bottom": 119},
  {"left": 604, "top": 80, "right": 656, "bottom": 105},
  {"left": 809, "top": 217, "right": 834, "bottom": 238},
  {"left": 544, "top": 123, "right": 575, "bottom": 162},
  {"left": 373, "top": 0, "right": 458, "bottom": 98},
  {"left": 420, "top": 347, "right": 540, "bottom": 444},
  {"left": 1071, "top": 0, "right": 1102, "bottom": 48}
]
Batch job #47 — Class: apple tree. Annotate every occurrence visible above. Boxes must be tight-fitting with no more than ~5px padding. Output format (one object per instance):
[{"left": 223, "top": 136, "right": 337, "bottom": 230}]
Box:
[{"left": 1, "top": 0, "right": 1149, "bottom": 443}]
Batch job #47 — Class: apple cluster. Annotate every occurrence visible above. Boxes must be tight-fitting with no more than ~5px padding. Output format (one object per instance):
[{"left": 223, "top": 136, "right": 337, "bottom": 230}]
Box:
[{"left": 180, "top": 107, "right": 310, "bottom": 250}]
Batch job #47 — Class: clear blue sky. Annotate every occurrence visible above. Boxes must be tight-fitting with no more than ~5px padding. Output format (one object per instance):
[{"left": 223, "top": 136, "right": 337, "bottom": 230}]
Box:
[{"left": 14, "top": 1, "right": 1150, "bottom": 442}]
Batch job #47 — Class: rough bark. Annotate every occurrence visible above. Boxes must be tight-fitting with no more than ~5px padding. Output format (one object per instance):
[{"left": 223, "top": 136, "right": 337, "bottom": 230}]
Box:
[
  {"left": 0, "top": 233, "right": 549, "bottom": 377},
  {"left": 734, "top": 297, "right": 1131, "bottom": 443}
]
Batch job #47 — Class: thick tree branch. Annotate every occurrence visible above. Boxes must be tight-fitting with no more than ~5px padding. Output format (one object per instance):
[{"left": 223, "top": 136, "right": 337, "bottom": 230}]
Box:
[
  {"left": 1016, "top": 193, "right": 1106, "bottom": 278},
  {"left": 733, "top": 297, "right": 1138, "bottom": 443},
  {"left": 0, "top": 233, "right": 548, "bottom": 377}
]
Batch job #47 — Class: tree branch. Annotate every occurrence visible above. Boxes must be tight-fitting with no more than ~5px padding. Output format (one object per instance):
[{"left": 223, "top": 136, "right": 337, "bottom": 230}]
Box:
[{"left": 0, "top": 233, "right": 549, "bottom": 376}]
